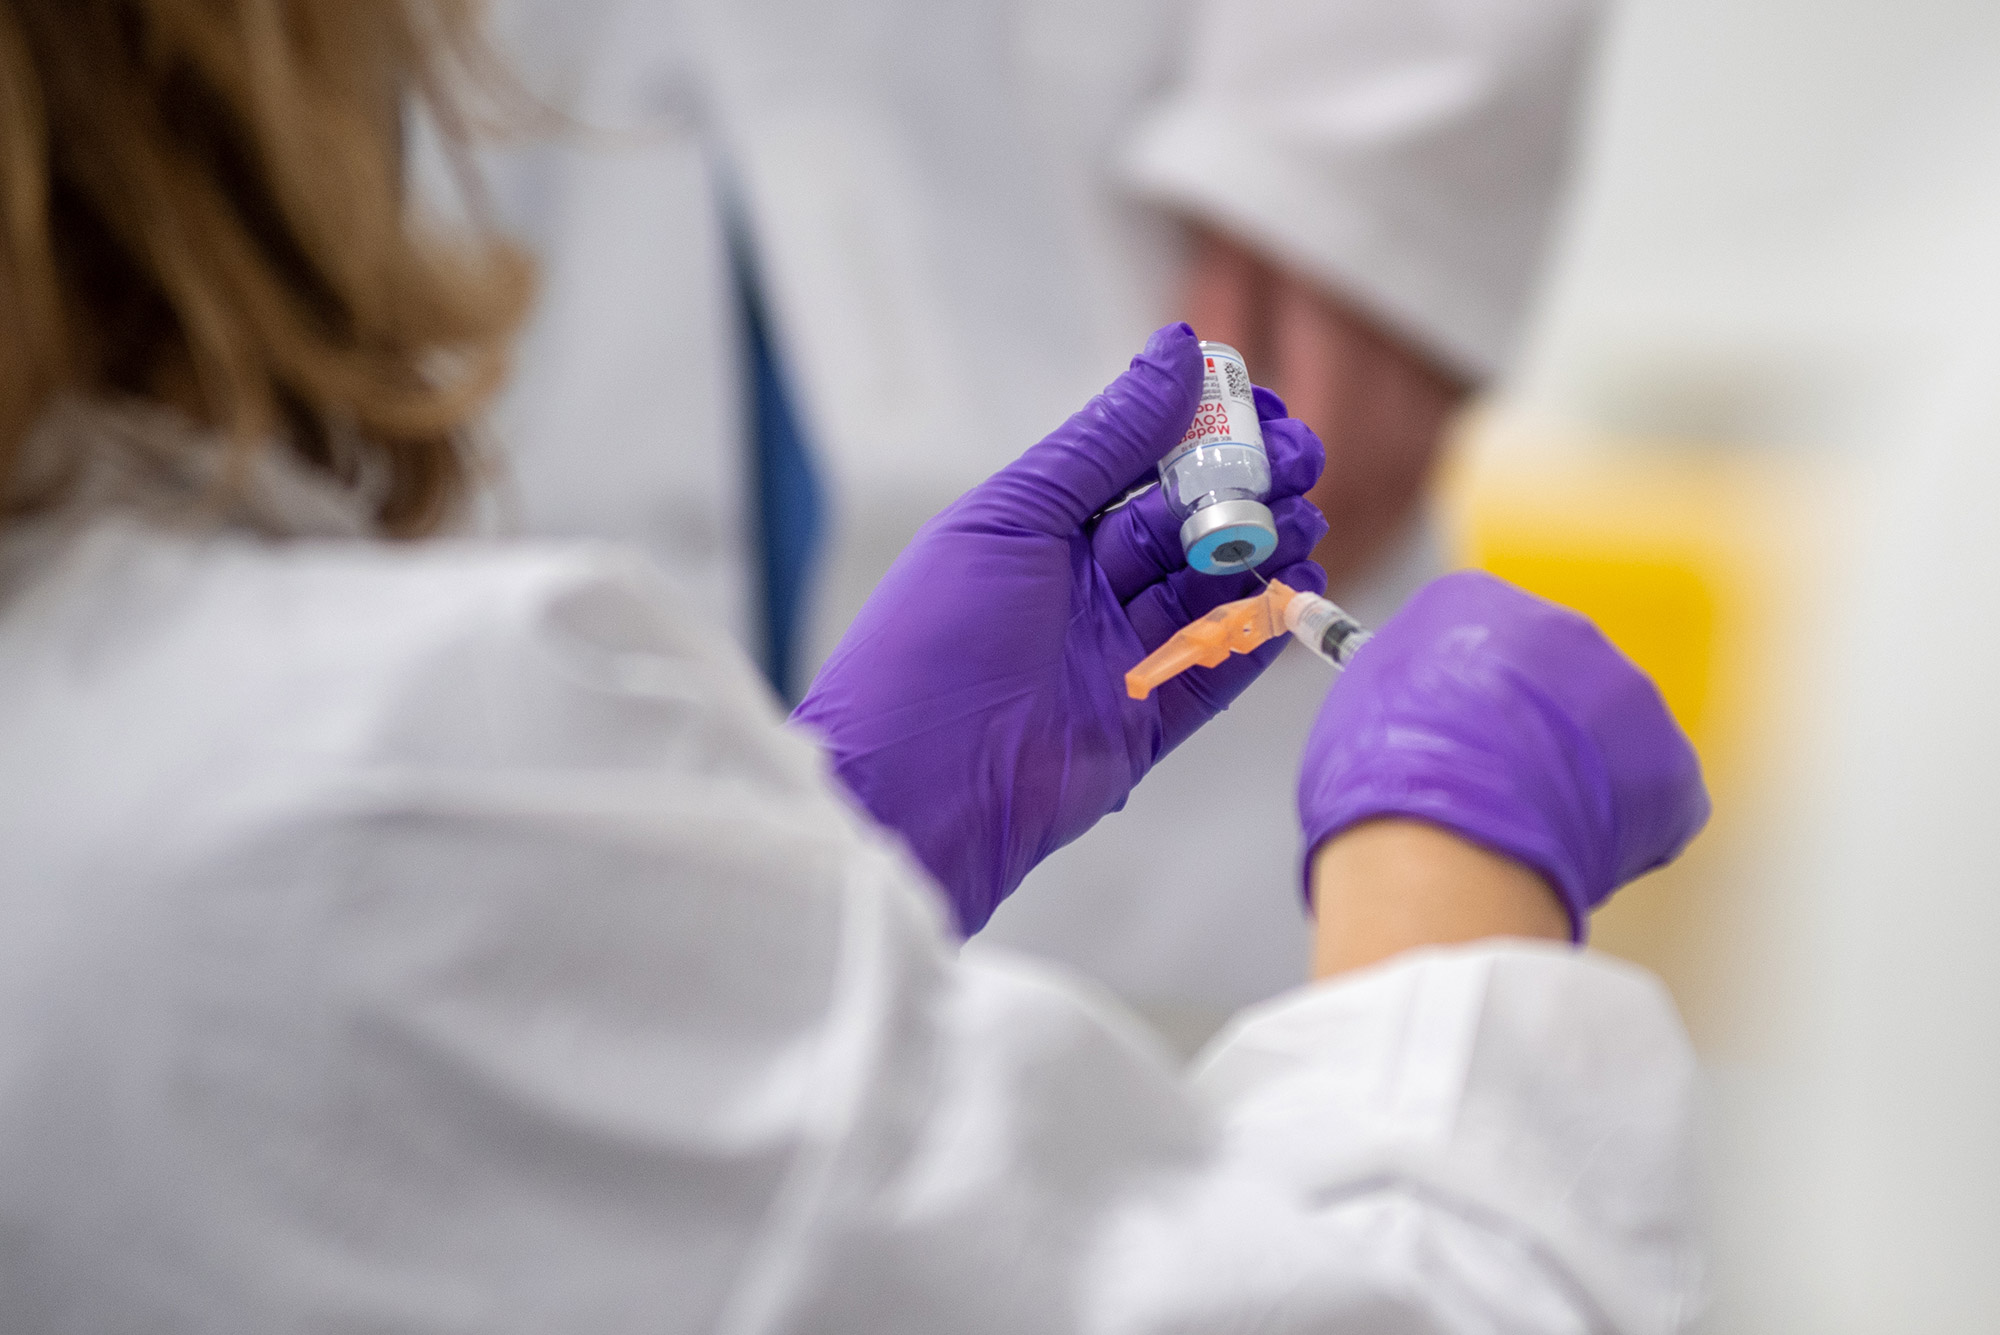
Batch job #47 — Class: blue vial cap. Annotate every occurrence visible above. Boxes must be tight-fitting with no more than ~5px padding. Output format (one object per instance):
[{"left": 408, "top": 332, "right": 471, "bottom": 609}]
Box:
[{"left": 1181, "top": 499, "right": 1280, "bottom": 574}]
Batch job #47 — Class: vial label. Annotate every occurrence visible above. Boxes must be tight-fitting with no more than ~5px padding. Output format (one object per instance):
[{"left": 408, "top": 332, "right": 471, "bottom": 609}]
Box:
[{"left": 1161, "top": 345, "right": 1261, "bottom": 469}]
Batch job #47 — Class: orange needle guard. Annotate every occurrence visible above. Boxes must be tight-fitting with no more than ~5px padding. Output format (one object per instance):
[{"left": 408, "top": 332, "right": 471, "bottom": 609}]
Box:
[{"left": 1125, "top": 579, "right": 1298, "bottom": 700}]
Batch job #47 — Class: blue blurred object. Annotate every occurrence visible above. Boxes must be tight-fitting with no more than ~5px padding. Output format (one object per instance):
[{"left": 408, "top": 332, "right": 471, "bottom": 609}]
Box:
[{"left": 732, "top": 227, "right": 824, "bottom": 703}]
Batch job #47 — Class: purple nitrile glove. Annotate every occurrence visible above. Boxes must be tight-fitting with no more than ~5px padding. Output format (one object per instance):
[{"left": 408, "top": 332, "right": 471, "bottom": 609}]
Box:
[
  {"left": 1298, "top": 570, "right": 1710, "bottom": 940},
  {"left": 793, "top": 322, "right": 1328, "bottom": 935}
]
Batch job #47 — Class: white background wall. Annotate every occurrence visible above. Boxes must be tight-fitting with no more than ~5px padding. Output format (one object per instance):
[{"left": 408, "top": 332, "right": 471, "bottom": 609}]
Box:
[
  {"left": 1511, "top": 0, "right": 2000, "bottom": 458},
  {"left": 1501, "top": 3, "right": 2000, "bottom": 1326}
]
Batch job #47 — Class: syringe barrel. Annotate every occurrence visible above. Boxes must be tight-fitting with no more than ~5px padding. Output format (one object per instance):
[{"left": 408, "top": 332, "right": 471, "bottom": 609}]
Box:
[{"left": 1282, "top": 592, "right": 1372, "bottom": 668}]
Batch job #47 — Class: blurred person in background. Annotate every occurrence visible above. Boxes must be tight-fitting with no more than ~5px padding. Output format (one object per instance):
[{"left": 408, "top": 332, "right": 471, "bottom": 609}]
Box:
[
  {"left": 475, "top": 0, "right": 1604, "bottom": 1040},
  {"left": 0, "top": 1, "right": 1713, "bottom": 1330}
]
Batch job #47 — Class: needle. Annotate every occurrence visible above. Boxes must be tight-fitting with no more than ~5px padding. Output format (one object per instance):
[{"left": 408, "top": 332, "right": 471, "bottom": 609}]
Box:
[{"left": 1232, "top": 557, "right": 1373, "bottom": 670}]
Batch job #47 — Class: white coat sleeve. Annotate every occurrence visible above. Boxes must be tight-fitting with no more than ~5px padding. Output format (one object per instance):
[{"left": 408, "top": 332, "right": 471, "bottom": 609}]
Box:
[
  {"left": 743, "top": 928, "right": 1701, "bottom": 1334},
  {"left": 1119, "top": 0, "right": 1603, "bottom": 380},
  {"left": 235, "top": 550, "right": 1698, "bottom": 1334}
]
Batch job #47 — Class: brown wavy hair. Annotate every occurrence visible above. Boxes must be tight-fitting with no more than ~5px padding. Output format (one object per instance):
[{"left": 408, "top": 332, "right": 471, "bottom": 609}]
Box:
[{"left": 0, "top": 0, "right": 533, "bottom": 536}]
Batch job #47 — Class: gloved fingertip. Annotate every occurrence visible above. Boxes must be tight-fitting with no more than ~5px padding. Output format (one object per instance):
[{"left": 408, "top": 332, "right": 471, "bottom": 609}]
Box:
[
  {"left": 1273, "top": 558, "right": 1327, "bottom": 596},
  {"left": 1010, "top": 326, "right": 1202, "bottom": 532},
  {"left": 1116, "top": 322, "right": 1203, "bottom": 429},
  {"left": 1253, "top": 384, "right": 1288, "bottom": 421},
  {"left": 1142, "top": 321, "right": 1199, "bottom": 365},
  {"left": 1271, "top": 493, "right": 1330, "bottom": 549},
  {"left": 1262, "top": 417, "right": 1327, "bottom": 493}
]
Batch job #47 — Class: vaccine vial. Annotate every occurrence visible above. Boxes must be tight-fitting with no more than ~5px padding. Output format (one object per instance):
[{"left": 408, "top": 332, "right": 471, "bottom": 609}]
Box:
[{"left": 1157, "top": 340, "right": 1279, "bottom": 574}]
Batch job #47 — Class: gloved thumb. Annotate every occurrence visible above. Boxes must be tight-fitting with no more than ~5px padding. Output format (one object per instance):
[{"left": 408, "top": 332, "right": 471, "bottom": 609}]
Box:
[{"left": 970, "top": 323, "right": 1203, "bottom": 535}]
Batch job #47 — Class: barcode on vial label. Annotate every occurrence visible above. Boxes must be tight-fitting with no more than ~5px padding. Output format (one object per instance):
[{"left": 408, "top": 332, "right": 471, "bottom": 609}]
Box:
[{"left": 1221, "top": 359, "right": 1252, "bottom": 401}]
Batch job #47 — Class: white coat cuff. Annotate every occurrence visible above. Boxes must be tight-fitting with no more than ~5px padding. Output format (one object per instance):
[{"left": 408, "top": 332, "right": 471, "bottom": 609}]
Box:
[{"left": 1193, "top": 942, "right": 1703, "bottom": 1335}]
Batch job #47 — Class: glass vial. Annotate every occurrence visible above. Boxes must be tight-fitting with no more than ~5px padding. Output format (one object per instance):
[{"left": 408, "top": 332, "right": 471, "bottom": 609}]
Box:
[{"left": 1157, "top": 340, "right": 1278, "bottom": 574}]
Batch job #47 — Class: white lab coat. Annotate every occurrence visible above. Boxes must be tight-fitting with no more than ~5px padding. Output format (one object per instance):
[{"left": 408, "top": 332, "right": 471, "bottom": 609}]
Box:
[
  {"left": 472, "top": 0, "right": 1600, "bottom": 1027},
  {"left": 0, "top": 412, "right": 1697, "bottom": 1333}
]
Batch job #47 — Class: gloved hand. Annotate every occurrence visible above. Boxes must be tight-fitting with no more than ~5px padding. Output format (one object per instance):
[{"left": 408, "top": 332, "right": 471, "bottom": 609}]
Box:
[
  {"left": 1297, "top": 570, "right": 1710, "bottom": 939},
  {"left": 794, "top": 322, "right": 1328, "bottom": 934}
]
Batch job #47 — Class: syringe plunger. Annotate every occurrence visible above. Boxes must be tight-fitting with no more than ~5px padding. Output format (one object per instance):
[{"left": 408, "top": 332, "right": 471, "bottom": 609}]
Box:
[{"left": 1281, "top": 590, "right": 1371, "bottom": 668}]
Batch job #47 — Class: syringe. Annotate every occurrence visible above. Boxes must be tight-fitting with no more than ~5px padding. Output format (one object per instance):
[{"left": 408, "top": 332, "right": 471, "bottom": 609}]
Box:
[
  {"left": 1124, "top": 568, "right": 1373, "bottom": 700},
  {"left": 1240, "top": 562, "right": 1372, "bottom": 670},
  {"left": 1276, "top": 582, "right": 1373, "bottom": 669}
]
